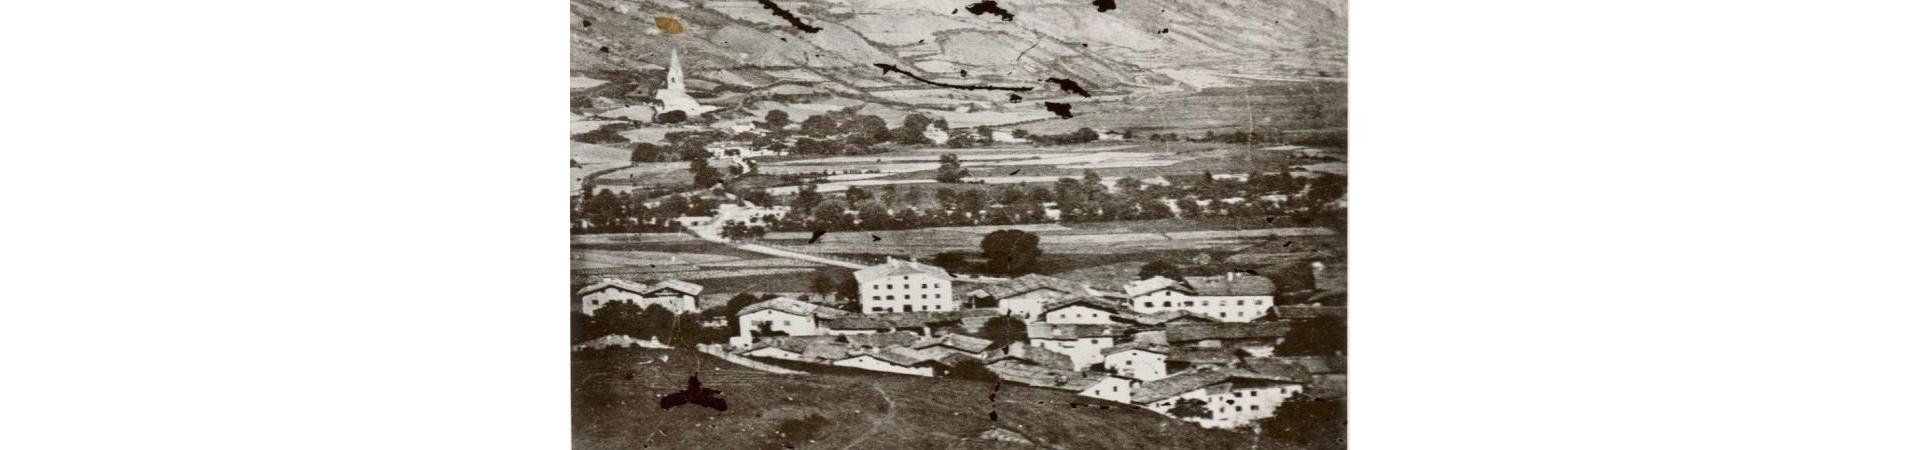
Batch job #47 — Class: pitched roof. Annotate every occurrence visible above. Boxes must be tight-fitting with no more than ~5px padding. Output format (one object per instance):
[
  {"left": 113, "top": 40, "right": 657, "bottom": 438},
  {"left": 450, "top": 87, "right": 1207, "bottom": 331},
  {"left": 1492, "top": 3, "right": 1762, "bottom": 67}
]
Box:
[
  {"left": 841, "top": 331, "right": 923, "bottom": 349},
  {"left": 844, "top": 347, "right": 941, "bottom": 367},
  {"left": 1269, "top": 305, "right": 1346, "bottom": 319},
  {"left": 575, "top": 277, "right": 653, "bottom": 295},
  {"left": 983, "top": 342, "right": 1073, "bottom": 370},
  {"left": 1186, "top": 274, "right": 1275, "bottom": 296},
  {"left": 1133, "top": 310, "right": 1222, "bottom": 326},
  {"left": 801, "top": 341, "right": 852, "bottom": 361},
  {"left": 1130, "top": 368, "right": 1300, "bottom": 404},
  {"left": 912, "top": 333, "right": 996, "bottom": 354},
  {"left": 987, "top": 361, "right": 1114, "bottom": 391},
  {"left": 738, "top": 297, "right": 852, "bottom": 319},
  {"left": 1165, "top": 347, "right": 1239, "bottom": 365},
  {"left": 1123, "top": 276, "right": 1193, "bottom": 297},
  {"left": 821, "top": 311, "right": 961, "bottom": 330},
  {"left": 854, "top": 258, "right": 953, "bottom": 283},
  {"left": 647, "top": 279, "right": 704, "bottom": 296},
  {"left": 1100, "top": 341, "right": 1172, "bottom": 357},
  {"left": 1040, "top": 295, "right": 1127, "bottom": 314},
  {"left": 1164, "top": 322, "right": 1290, "bottom": 343},
  {"left": 1026, "top": 323, "right": 1133, "bottom": 340},
  {"left": 969, "top": 273, "right": 1089, "bottom": 299}
]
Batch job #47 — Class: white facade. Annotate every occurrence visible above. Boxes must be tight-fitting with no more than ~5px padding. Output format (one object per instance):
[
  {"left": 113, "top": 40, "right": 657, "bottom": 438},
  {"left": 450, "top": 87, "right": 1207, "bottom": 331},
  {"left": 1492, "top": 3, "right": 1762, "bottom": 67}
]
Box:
[
  {"left": 1031, "top": 336, "right": 1115, "bottom": 371},
  {"left": 739, "top": 309, "right": 821, "bottom": 337},
  {"left": 578, "top": 286, "right": 697, "bottom": 316},
  {"left": 1104, "top": 349, "right": 1169, "bottom": 381},
  {"left": 1143, "top": 382, "right": 1305, "bottom": 429},
  {"left": 856, "top": 259, "right": 956, "bottom": 314},
  {"left": 997, "top": 288, "right": 1073, "bottom": 321},
  {"left": 1129, "top": 293, "right": 1268, "bottom": 322},
  {"left": 832, "top": 355, "right": 935, "bottom": 377},
  {"left": 1044, "top": 304, "right": 1118, "bottom": 325},
  {"left": 1077, "top": 376, "right": 1137, "bottom": 403},
  {"left": 740, "top": 346, "right": 804, "bottom": 360}
]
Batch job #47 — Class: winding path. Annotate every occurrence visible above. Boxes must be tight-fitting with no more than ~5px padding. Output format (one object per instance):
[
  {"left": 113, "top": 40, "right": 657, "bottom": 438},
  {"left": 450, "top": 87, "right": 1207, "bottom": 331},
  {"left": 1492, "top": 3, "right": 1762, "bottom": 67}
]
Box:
[{"left": 840, "top": 385, "right": 896, "bottom": 450}]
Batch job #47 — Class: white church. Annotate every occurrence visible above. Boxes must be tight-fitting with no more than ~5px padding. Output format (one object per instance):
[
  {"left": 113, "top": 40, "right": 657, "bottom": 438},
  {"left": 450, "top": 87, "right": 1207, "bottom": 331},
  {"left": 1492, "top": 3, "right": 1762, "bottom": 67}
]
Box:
[{"left": 655, "top": 49, "right": 717, "bottom": 118}]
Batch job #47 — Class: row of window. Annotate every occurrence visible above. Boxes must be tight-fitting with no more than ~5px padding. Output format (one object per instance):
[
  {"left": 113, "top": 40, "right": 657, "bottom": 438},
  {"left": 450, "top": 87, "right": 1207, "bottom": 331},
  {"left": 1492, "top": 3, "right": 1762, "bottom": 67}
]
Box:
[
  {"left": 1138, "top": 299, "right": 1266, "bottom": 308},
  {"left": 869, "top": 293, "right": 944, "bottom": 301},
  {"left": 868, "top": 304, "right": 948, "bottom": 312},
  {"left": 870, "top": 282, "right": 945, "bottom": 290}
]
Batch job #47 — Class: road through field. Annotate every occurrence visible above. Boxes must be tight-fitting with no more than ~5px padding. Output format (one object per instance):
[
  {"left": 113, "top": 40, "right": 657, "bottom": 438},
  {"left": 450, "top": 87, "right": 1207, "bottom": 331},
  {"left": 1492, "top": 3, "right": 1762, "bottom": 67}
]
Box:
[{"left": 841, "top": 385, "right": 896, "bottom": 450}]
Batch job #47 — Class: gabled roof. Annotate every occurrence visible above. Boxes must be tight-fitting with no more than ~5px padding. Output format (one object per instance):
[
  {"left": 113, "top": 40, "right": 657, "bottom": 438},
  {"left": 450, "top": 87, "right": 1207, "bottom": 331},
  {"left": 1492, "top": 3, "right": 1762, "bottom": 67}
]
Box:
[
  {"left": 841, "top": 347, "right": 940, "bottom": 367},
  {"left": 646, "top": 279, "right": 704, "bottom": 296},
  {"left": 1026, "top": 323, "right": 1133, "bottom": 340},
  {"left": 1100, "top": 341, "right": 1173, "bottom": 357},
  {"left": 912, "top": 333, "right": 996, "bottom": 354},
  {"left": 575, "top": 277, "right": 653, "bottom": 296},
  {"left": 1131, "top": 368, "right": 1301, "bottom": 404},
  {"left": 841, "top": 331, "right": 923, "bottom": 349},
  {"left": 1165, "top": 347, "right": 1239, "bottom": 365},
  {"left": 575, "top": 277, "right": 704, "bottom": 296},
  {"left": 969, "top": 273, "right": 1089, "bottom": 299},
  {"left": 1186, "top": 274, "right": 1275, "bottom": 296},
  {"left": 1123, "top": 276, "right": 1194, "bottom": 297},
  {"left": 1269, "top": 305, "right": 1346, "bottom": 319},
  {"left": 821, "top": 311, "right": 961, "bottom": 330},
  {"left": 1133, "top": 310, "right": 1223, "bottom": 326},
  {"left": 983, "top": 342, "right": 1073, "bottom": 370},
  {"left": 1040, "top": 295, "right": 1127, "bottom": 314},
  {"left": 738, "top": 297, "right": 852, "bottom": 319},
  {"left": 736, "top": 335, "right": 841, "bottom": 355},
  {"left": 1164, "top": 322, "right": 1290, "bottom": 343},
  {"left": 854, "top": 258, "right": 954, "bottom": 283},
  {"left": 987, "top": 361, "right": 1117, "bottom": 391}
]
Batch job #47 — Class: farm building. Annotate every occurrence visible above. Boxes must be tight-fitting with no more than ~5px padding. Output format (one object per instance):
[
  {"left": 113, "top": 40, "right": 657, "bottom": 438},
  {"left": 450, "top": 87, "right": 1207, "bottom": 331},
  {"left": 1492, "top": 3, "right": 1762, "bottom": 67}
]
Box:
[
  {"left": 855, "top": 258, "right": 956, "bottom": 314},
  {"left": 1101, "top": 342, "right": 1173, "bottom": 381},
  {"left": 576, "top": 278, "right": 703, "bottom": 316},
  {"left": 1132, "top": 368, "right": 1306, "bottom": 429},
  {"left": 1164, "top": 322, "right": 1291, "bottom": 357},
  {"left": 1123, "top": 274, "right": 1275, "bottom": 322},
  {"left": 910, "top": 333, "right": 997, "bottom": 359},
  {"left": 1026, "top": 323, "right": 1132, "bottom": 370},
  {"left": 989, "top": 361, "right": 1140, "bottom": 404},
  {"left": 819, "top": 311, "right": 962, "bottom": 336},
  {"left": 1040, "top": 296, "right": 1128, "bottom": 325},
  {"left": 969, "top": 274, "right": 1106, "bottom": 321},
  {"left": 831, "top": 347, "right": 943, "bottom": 377},
  {"left": 982, "top": 342, "right": 1074, "bottom": 371},
  {"left": 736, "top": 297, "right": 853, "bottom": 339}
]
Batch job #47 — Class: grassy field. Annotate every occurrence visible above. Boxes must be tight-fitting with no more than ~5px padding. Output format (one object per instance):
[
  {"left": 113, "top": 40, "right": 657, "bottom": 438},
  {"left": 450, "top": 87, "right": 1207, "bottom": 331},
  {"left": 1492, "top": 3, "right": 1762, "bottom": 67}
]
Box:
[
  {"left": 758, "top": 221, "right": 1338, "bottom": 257},
  {"left": 574, "top": 348, "right": 1299, "bottom": 450}
]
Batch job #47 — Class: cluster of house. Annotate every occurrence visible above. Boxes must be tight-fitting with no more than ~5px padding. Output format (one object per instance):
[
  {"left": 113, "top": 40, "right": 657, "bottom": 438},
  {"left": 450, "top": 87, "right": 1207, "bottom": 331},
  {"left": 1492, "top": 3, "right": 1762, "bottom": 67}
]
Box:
[{"left": 716, "top": 258, "right": 1344, "bottom": 429}]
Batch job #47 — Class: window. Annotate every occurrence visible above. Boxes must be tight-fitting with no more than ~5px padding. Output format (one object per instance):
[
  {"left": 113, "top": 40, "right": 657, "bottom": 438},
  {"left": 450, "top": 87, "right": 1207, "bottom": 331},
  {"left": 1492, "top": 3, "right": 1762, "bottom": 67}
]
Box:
[
  {"left": 872, "top": 307, "right": 884, "bottom": 312},
  {"left": 887, "top": 295, "right": 895, "bottom": 300},
  {"left": 887, "top": 284, "right": 893, "bottom": 289},
  {"left": 782, "top": 320, "right": 791, "bottom": 326},
  {"left": 935, "top": 294, "right": 942, "bottom": 299},
  {"left": 1237, "top": 300, "right": 1245, "bottom": 306},
  {"left": 1253, "top": 299, "right": 1263, "bottom": 305},
  {"left": 1183, "top": 301, "right": 1193, "bottom": 307},
  {"left": 871, "top": 296, "right": 880, "bottom": 300},
  {"left": 872, "top": 284, "right": 879, "bottom": 289},
  {"left": 1250, "top": 405, "right": 1259, "bottom": 411},
  {"left": 921, "top": 284, "right": 927, "bottom": 288}
]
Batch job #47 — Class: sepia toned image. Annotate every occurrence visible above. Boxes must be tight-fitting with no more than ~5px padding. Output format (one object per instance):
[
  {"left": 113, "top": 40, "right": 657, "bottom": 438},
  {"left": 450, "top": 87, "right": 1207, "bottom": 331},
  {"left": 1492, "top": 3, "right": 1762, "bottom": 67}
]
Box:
[{"left": 570, "top": 0, "right": 1347, "bottom": 448}]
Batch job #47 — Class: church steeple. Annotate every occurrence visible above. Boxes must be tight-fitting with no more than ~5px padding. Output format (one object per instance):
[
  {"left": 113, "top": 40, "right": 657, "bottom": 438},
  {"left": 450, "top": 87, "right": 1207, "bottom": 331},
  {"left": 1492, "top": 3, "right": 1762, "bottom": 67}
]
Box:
[{"left": 665, "top": 48, "right": 685, "bottom": 92}]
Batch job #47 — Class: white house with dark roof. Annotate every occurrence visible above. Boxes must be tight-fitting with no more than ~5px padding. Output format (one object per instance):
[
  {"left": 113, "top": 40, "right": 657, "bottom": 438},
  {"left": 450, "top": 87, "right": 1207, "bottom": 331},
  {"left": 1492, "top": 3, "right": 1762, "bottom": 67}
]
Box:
[
  {"left": 1164, "top": 322, "right": 1291, "bottom": 357},
  {"left": 736, "top": 297, "right": 853, "bottom": 339},
  {"left": 1041, "top": 296, "right": 1126, "bottom": 325},
  {"left": 1101, "top": 342, "right": 1172, "bottom": 381},
  {"left": 1132, "top": 368, "right": 1306, "bottom": 429},
  {"left": 988, "top": 360, "right": 1139, "bottom": 403},
  {"left": 968, "top": 274, "right": 1097, "bottom": 321},
  {"left": 576, "top": 278, "right": 703, "bottom": 316},
  {"left": 1123, "top": 274, "right": 1274, "bottom": 322},
  {"left": 855, "top": 258, "right": 956, "bottom": 314},
  {"left": 832, "top": 347, "right": 941, "bottom": 377},
  {"left": 1026, "top": 323, "right": 1130, "bottom": 370}
]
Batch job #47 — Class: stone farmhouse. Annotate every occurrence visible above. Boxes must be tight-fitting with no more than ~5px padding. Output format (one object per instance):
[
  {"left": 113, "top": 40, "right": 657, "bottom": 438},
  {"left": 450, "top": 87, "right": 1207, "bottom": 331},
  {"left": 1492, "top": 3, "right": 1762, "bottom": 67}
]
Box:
[
  {"left": 855, "top": 258, "right": 957, "bottom": 313},
  {"left": 1132, "top": 367, "right": 1306, "bottom": 429},
  {"left": 1101, "top": 342, "right": 1173, "bottom": 381},
  {"left": 1123, "top": 274, "right": 1276, "bottom": 322},
  {"left": 576, "top": 278, "right": 703, "bottom": 316},
  {"left": 735, "top": 297, "right": 852, "bottom": 340}
]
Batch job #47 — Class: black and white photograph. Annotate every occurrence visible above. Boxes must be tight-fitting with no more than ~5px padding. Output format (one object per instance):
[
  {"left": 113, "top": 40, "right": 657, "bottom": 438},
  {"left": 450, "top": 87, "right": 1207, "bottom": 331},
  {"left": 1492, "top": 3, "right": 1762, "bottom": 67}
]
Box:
[{"left": 568, "top": 0, "right": 1347, "bottom": 448}]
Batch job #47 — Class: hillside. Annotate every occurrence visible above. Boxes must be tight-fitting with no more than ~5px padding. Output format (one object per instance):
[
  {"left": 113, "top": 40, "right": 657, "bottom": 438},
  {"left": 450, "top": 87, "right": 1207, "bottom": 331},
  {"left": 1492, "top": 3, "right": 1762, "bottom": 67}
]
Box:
[{"left": 574, "top": 347, "right": 1300, "bottom": 449}]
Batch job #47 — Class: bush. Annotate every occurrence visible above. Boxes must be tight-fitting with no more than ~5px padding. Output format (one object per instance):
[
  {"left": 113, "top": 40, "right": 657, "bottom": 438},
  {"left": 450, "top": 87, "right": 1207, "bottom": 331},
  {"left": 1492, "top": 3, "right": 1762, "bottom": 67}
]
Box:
[
  {"left": 775, "top": 414, "right": 831, "bottom": 443},
  {"left": 945, "top": 358, "right": 999, "bottom": 383}
]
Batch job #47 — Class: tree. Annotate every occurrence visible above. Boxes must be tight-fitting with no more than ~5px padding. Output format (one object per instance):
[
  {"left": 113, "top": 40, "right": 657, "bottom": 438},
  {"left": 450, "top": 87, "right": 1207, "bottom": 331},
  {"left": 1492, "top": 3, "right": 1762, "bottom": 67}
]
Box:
[
  {"left": 630, "top": 142, "right": 664, "bottom": 163},
  {"left": 1276, "top": 316, "right": 1347, "bottom": 356},
  {"left": 945, "top": 358, "right": 999, "bottom": 383},
  {"left": 810, "top": 271, "right": 837, "bottom": 297},
  {"left": 800, "top": 114, "right": 837, "bottom": 138},
  {"left": 764, "top": 109, "right": 791, "bottom": 130},
  {"left": 934, "top": 153, "right": 968, "bottom": 183},
  {"left": 639, "top": 304, "right": 676, "bottom": 340},
  {"left": 723, "top": 293, "right": 761, "bottom": 334},
  {"left": 979, "top": 229, "right": 1042, "bottom": 275},
  {"left": 689, "top": 157, "right": 721, "bottom": 188},
  {"left": 656, "top": 110, "right": 688, "bottom": 124},
  {"left": 1169, "top": 398, "right": 1212, "bottom": 419},
  {"left": 979, "top": 316, "right": 1028, "bottom": 348},
  {"left": 892, "top": 113, "right": 935, "bottom": 144},
  {"left": 1138, "top": 260, "right": 1184, "bottom": 281},
  {"left": 930, "top": 251, "right": 969, "bottom": 271}
]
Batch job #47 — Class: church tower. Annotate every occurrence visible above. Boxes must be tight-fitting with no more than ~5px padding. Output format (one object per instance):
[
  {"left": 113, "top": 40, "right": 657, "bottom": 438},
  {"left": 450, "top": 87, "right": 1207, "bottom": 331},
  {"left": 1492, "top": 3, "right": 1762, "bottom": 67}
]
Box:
[{"left": 665, "top": 48, "right": 685, "bottom": 93}]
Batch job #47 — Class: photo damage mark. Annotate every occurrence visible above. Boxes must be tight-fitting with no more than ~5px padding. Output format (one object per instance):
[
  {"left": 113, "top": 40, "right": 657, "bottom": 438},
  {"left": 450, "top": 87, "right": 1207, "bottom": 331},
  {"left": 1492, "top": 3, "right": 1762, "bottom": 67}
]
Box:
[
  {"left": 1008, "top": 93, "right": 1023, "bottom": 103},
  {"left": 874, "top": 64, "right": 1034, "bottom": 92},
  {"left": 1042, "top": 102, "right": 1073, "bottom": 118},
  {"left": 1092, "top": 0, "right": 1116, "bottom": 12},
  {"left": 964, "top": 1, "right": 1015, "bottom": 21},
  {"left": 808, "top": 230, "right": 828, "bottom": 244},
  {"left": 659, "top": 375, "right": 728, "bottom": 412},
  {"left": 1045, "top": 78, "right": 1091, "bottom": 97},
  {"left": 757, "top": 0, "right": 823, "bottom": 33}
]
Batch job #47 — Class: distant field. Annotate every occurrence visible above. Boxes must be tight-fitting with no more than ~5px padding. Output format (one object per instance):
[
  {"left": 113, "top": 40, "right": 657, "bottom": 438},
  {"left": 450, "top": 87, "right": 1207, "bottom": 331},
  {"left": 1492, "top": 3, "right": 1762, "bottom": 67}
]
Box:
[
  {"left": 758, "top": 221, "right": 1337, "bottom": 257},
  {"left": 573, "top": 348, "right": 1293, "bottom": 450}
]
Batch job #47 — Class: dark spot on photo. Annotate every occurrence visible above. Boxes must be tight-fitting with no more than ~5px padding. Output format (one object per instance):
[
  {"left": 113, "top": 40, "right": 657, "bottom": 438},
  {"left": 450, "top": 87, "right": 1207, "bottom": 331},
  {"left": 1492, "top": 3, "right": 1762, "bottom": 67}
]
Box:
[
  {"left": 1008, "top": 93, "right": 1023, "bottom": 103},
  {"left": 599, "top": 46, "right": 610, "bottom": 52},
  {"left": 875, "top": 63, "right": 1034, "bottom": 92},
  {"left": 1043, "top": 102, "right": 1073, "bottom": 118},
  {"left": 1045, "top": 77, "right": 1091, "bottom": 97},
  {"left": 1092, "top": 0, "right": 1116, "bottom": 12},
  {"left": 964, "top": 1, "right": 1015, "bottom": 21},
  {"left": 871, "top": 234, "right": 882, "bottom": 242},
  {"left": 582, "top": 19, "right": 592, "bottom": 27},
  {"left": 757, "top": 0, "right": 823, "bottom": 33},
  {"left": 659, "top": 375, "right": 728, "bottom": 412},
  {"left": 1158, "top": 28, "right": 1169, "bottom": 34},
  {"left": 808, "top": 230, "right": 828, "bottom": 244}
]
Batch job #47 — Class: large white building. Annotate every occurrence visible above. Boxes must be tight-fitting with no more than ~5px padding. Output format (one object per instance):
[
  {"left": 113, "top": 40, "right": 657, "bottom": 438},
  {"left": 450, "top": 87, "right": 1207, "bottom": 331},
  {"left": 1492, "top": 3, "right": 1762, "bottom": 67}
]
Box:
[
  {"left": 1123, "top": 274, "right": 1275, "bottom": 322},
  {"left": 576, "top": 278, "right": 703, "bottom": 316},
  {"left": 968, "top": 274, "right": 1110, "bottom": 321},
  {"left": 1026, "top": 323, "right": 1129, "bottom": 371},
  {"left": 1133, "top": 368, "right": 1306, "bottom": 429},
  {"left": 855, "top": 258, "right": 956, "bottom": 314},
  {"left": 1102, "top": 343, "right": 1172, "bottom": 381}
]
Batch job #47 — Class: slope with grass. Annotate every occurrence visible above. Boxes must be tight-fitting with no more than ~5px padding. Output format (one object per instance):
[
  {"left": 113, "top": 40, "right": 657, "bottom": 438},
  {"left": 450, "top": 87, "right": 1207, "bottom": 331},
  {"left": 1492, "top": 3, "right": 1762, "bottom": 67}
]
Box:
[{"left": 574, "top": 347, "right": 1300, "bottom": 449}]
